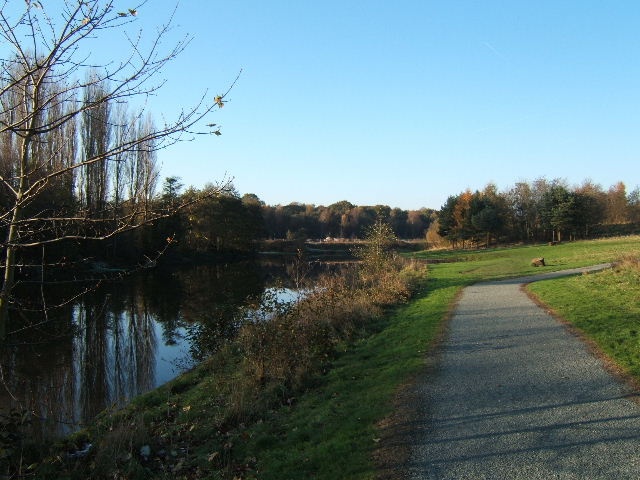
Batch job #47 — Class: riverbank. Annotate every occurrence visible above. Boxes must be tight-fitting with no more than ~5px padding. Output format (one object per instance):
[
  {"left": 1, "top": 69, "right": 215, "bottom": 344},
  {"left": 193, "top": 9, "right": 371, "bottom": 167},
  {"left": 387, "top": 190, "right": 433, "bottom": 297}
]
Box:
[
  {"left": 9, "top": 238, "right": 427, "bottom": 478},
  {"left": 7, "top": 236, "right": 640, "bottom": 479}
]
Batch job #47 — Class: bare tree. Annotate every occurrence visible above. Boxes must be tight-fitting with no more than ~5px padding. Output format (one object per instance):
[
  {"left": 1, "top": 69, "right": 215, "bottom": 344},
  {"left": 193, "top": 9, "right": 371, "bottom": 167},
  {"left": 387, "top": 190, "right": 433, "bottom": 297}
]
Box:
[
  {"left": 80, "top": 73, "right": 111, "bottom": 217},
  {"left": 110, "top": 103, "right": 129, "bottom": 217},
  {"left": 133, "top": 113, "right": 159, "bottom": 219},
  {"left": 0, "top": 1, "right": 236, "bottom": 338}
]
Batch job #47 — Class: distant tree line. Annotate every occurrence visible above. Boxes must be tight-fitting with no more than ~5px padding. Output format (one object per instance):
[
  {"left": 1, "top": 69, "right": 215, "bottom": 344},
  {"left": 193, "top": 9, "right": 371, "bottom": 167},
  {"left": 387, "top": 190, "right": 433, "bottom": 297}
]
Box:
[
  {"left": 37, "top": 175, "right": 640, "bottom": 262},
  {"left": 436, "top": 178, "right": 640, "bottom": 248},
  {"left": 5, "top": 165, "right": 640, "bottom": 268},
  {"left": 149, "top": 185, "right": 436, "bottom": 258},
  {"left": 260, "top": 201, "right": 435, "bottom": 241}
]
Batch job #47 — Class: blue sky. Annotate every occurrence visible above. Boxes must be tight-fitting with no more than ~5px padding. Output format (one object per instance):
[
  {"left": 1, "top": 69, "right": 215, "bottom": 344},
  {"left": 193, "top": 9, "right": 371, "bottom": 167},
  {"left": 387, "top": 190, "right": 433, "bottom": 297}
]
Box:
[{"left": 8, "top": 1, "right": 640, "bottom": 209}]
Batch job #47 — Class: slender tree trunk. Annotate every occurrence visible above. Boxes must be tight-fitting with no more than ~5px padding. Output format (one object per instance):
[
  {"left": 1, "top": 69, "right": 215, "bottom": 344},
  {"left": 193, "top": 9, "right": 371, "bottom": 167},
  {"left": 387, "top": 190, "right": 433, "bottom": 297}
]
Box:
[
  {"left": 0, "top": 235, "right": 18, "bottom": 339},
  {"left": 1, "top": 130, "right": 33, "bottom": 339},
  {"left": 0, "top": 187, "right": 25, "bottom": 340}
]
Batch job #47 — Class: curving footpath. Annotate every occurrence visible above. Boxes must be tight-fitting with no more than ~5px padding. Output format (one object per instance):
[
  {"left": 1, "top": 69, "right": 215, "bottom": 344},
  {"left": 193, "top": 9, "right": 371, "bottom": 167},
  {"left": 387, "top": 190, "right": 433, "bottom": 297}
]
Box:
[{"left": 408, "top": 264, "right": 640, "bottom": 480}]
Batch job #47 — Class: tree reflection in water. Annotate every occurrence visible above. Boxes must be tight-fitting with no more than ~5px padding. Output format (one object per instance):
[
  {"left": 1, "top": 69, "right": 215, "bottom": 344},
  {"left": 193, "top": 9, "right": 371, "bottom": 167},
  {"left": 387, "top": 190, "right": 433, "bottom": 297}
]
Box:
[{"left": 0, "top": 260, "right": 283, "bottom": 441}]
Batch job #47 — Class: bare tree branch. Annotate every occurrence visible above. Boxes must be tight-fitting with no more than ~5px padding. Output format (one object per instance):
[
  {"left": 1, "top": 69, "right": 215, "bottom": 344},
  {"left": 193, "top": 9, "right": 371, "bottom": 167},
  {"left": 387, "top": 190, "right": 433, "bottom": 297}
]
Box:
[{"left": 0, "top": 1, "right": 239, "bottom": 338}]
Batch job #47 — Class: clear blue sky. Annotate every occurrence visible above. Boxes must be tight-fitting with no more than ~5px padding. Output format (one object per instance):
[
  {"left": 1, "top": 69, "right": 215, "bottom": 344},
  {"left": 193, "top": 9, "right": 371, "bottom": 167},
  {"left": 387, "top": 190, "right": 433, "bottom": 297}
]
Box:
[{"left": 10, "top": 1, "right": 640, "bottom": 210}]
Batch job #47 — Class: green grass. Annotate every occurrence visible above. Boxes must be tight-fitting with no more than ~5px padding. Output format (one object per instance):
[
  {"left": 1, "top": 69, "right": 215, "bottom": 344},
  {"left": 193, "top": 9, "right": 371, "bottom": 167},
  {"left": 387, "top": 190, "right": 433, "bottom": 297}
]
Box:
[
  {"left": 528, "top": 258, "right": 640, "bottom": 378},
  {"left": 413, "top": 236, "right": 640, "bottom": 283},
  {"left": 240, "top": 276, "right": 457, "bottom": 479}
]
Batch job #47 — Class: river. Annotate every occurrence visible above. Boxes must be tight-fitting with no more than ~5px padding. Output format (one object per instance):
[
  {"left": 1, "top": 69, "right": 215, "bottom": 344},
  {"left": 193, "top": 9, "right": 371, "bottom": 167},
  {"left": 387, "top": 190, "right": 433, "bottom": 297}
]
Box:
[{"left": 0, "top": 258, "right": 321, "bottom": 442}]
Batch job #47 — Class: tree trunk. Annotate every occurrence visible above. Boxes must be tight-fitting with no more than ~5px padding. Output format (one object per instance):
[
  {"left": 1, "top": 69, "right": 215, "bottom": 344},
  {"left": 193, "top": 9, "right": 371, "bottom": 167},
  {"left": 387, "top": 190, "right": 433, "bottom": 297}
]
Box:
[
  {"left": 1, "top": 131, "right": 32, "bottom": 339},
  {"left": 0, "top": 207, "right": 22, "bottom": 339}
]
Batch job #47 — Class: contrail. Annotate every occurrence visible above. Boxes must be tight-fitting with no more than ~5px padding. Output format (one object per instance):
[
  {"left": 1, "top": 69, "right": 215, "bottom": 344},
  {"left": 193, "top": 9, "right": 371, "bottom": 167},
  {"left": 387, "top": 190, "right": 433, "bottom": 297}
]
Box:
[{"left": 483, "top": 41, "right": 507, "bottom": 61}]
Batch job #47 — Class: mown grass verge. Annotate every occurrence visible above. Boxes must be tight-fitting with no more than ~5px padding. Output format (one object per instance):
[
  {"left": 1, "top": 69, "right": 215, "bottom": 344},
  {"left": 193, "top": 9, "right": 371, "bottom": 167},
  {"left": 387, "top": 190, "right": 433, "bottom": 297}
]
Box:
[{"left": 528, "top": 254, "right": 640, "bottom": 379}]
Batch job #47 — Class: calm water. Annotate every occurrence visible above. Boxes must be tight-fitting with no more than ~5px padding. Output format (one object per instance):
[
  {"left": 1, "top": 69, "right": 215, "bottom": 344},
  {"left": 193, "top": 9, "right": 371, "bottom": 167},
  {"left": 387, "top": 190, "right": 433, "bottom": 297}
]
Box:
[{"left": 0, "top": 258, "right": 316, "bottom": 441}]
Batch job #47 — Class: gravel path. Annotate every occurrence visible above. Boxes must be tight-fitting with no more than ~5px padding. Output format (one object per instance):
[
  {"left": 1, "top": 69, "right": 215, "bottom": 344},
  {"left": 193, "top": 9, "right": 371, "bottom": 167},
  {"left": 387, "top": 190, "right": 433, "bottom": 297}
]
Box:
[{"left": 408, "top": 264, "right": 640, "bottom": 480}]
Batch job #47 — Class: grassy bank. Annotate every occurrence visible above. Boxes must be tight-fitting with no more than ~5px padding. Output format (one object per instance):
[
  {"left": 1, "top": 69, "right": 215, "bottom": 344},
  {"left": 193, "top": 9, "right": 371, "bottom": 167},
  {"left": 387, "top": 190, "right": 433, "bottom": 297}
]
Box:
[
  {"left": 411, "top": 237, "right": 640, "bottom": 282},
  {"left": 234, "top": 275, "right": 457, "bottom": 479},
  {"left": 12, "top": 236, "right": 640, "bottom": 479},
  {"left": 15, "top": 233, "right": 435, "bottom": 479},
  {"left": 528, "top": 254, "right": 640, "bottom": 379}
]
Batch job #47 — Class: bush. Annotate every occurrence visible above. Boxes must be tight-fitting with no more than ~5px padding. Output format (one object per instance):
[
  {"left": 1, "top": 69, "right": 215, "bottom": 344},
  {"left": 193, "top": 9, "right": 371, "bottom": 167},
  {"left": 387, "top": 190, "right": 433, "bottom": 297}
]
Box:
[{"left": 236, "top": 238, "right": 426, "bottom": 406}]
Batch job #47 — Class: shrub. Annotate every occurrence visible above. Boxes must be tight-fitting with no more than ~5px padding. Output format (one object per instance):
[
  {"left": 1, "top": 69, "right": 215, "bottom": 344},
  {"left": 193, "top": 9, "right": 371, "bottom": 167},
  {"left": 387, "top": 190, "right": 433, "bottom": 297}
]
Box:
[{"left": 236, "top": 241, "right": 425, "bottom": 408}]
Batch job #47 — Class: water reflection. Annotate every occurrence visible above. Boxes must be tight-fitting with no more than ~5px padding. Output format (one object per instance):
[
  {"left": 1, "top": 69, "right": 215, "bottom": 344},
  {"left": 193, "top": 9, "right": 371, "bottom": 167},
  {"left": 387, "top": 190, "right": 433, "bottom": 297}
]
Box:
[{"left": 0, "top": 259, "right": 298, "bottom": 440}]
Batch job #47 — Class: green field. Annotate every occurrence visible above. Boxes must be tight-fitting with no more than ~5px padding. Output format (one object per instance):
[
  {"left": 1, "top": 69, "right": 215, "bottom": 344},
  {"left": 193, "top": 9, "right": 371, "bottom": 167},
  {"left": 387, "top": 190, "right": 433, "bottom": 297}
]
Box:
[{"left": 412, "top": 236, "right": 640, "bottom": 283}]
